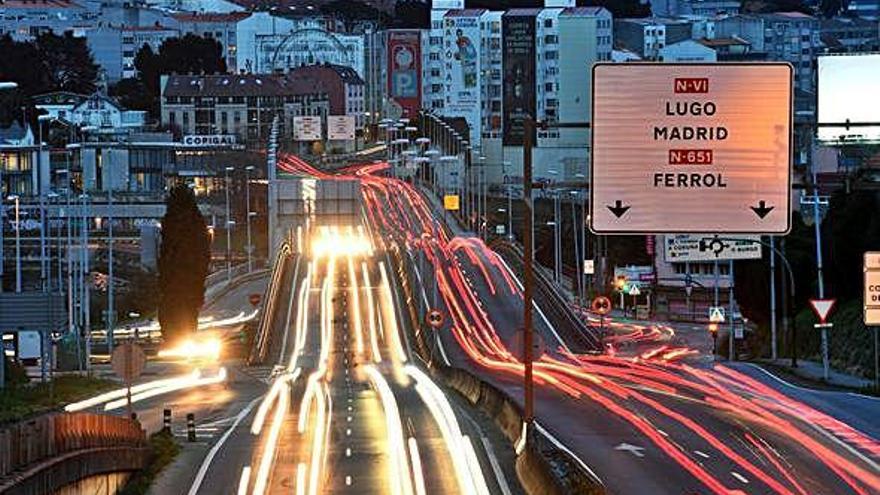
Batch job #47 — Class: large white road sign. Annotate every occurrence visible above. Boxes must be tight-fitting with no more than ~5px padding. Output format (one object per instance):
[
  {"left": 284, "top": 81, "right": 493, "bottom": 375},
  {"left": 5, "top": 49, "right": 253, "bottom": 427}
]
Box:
[
  {"left": 665, "top": 234, "right": 762, "bottom": 262},
  {"left": 591, "top": 63, "right": 792, "bottom": 234}
]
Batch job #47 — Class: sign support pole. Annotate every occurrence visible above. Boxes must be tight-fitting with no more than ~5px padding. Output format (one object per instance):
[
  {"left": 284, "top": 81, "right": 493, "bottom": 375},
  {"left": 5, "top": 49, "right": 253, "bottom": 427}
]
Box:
[
  {"left": 769, "top": 236, "right": 778, "bottom": 360},
  {"left": 522, "top": 116, "right": 535, "bottom": 436},
  {"left": 874, "top": 327, "right": 878, "bottom": 390},
  {"left": 729, "top": 259, "right": 735, "bottom": 361}
]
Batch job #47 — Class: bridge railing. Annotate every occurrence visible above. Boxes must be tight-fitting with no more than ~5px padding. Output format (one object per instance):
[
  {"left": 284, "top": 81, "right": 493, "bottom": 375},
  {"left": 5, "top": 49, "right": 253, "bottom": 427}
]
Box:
[
  {"left": 0, "top": 412, "right": 146, "bottom": 479},
  {"left": 248, "top": 242, "right": 291, "bottom": 365}
]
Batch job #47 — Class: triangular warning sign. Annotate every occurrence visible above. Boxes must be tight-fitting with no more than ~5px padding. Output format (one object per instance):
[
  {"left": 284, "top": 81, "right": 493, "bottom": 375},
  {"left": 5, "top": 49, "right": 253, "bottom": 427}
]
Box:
[{"left": 809, "top": 299, "right": 836, "bottom": 323}]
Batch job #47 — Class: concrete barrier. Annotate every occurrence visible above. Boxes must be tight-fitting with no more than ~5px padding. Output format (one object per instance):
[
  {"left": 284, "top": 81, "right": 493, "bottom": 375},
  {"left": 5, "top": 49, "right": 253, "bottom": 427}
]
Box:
[{"left": 387, "top": 241, "right": 605, "bottom": 495}]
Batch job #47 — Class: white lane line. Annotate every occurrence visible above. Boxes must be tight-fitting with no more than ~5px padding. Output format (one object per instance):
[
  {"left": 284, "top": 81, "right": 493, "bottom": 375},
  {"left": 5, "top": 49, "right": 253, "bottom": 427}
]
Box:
[
  {"left": 346, "top": 447, "right": 352, "bottom": 457},
  {"left": 188, "top": 395, "right": 263, "bottom": 495},
  {"left": 657, "top": 429, "right": 669, "bottom": 437},
  {"left": 694, "top": 450, "right": 711, "bottom": 459},
  {"left": 236, "top": 466, "right": 251, "bottom": 495},
  {"left": 535, "top": 422, "right": 604, "bottom": 486},
  {"left": 743, "top": 363, "right": 880, "bottom": 402},
  {"left": 479, "top": 435, "right": 512, "bottom": 495},
  {"left": 345, "top": 475, "right": 352, "bottom": 486},
  {"left": 731, "top": 471, "right": 749, "bottom": 484}
]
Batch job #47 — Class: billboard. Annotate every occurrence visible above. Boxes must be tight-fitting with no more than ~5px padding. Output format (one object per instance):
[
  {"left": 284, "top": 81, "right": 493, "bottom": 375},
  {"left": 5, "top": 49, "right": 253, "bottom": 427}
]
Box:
[
  {"left": 502, "top": 13, "right": 536, "bottom": 146},
  {"left": 818, "top": 54, "right": 880, "bottom": 143},
  {"left": 444, "top": 14, "right": 481, "bottom": 145},
  {"left": 664, "top": 234, "right": 762, "bottom": 262},
  {"left": 387, "top": 30, "right": 422, "bottom": 119},
  {"left": 182, "top": 134, "right": 237, "bottom": 147},
  {"left": 591, "top": 63, "right": 792, "bottom": 234},
  {"left": 293, "top": 116, "right": 322, "bottom": 141},
  {"left": 327, "top": 116, "right": 355, "bottom": 141}
]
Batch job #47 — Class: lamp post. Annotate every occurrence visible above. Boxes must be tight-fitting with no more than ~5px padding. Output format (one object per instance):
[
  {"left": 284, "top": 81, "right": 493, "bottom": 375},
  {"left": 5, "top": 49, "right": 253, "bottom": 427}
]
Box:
[
  {"left": 224, "top": 166, "right": 234, "bottom": 281},
  {"left": 0, "top": 83, "right": 17, "bottom": 297},
  {"left": 7, "top": 195, "right": 21, "bottom": 292},
  {"left": 245, "top": 165, "right": 255, "bottom": 272}
]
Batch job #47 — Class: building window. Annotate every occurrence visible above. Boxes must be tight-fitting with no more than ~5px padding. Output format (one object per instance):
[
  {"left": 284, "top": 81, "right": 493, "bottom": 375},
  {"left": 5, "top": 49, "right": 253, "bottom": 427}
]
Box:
[
  {"left": 544, "top": 18, "right": 553, "bottom": 28},
  {"left": 544, "top": 35, "right": 557, "bottom": 44}
]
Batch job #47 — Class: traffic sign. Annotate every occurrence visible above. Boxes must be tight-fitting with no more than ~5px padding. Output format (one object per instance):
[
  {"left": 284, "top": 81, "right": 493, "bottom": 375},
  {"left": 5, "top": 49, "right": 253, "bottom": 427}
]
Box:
[
  {"left": 583, "top": 259, "right": 595, "bottom": 275},
  {"left": 591, "top": 63, "right": 792, "bottom": 234},
  {"left": 112, "top": 343, "right": 146, "bottom": 382},
  {"left": 664, "top": 234, "right": 762, "bottom": 262},
  {"left": 709, "top": 306, "right": 725, "bottom": 323},
  {"left": 426, "top": 309, "right": 444, "bottom": 329},
  {"left": 443, "top": 194, "right": 460, "bottom": 211},
  {"left": 591, "top": 296, "right": 612, "bottom": 315},
  {"left": 865, "top": 252, "right": 880, "bottom": 325},
  {"left": 809, "top": 298, "right": 837, "bottom": 324},
  {"left": 628, "top": 285, "right": 641, "bottom": 296},
  {"left": 249, "top": 293, "right": 262, "bottom": 306}
]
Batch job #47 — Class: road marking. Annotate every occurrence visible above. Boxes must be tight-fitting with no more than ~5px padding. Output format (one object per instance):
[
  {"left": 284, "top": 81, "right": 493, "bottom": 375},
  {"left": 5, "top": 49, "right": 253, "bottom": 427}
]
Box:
[
  {"left": 457, "top": 406, "right": 513, "bottom": 495},
  {"left": 694, "top": 450, "right": 710, "bottom": 459},
  {"left": 535, "top": 422, "right": 604, "bottom": 486},
  {"left": 731, "top": 471, "right": 749, "bottom": 484},
  {"left": 236, "top": 466, "right": 251, "bottom": 495},
  {"left": 346, "top": 428, "right": 352, "bottom": 436},
  {"left": 657, "top": 429, "right": 669, "bottom": 437},
  {"left": 187, "top": 394, "right": 263, "bottom": 495},
  {"left": 615, "top": 443, "right": 646, "bottom": 458},
  {"left": 345, "top": 475, "right": 352, "bottom": 486},
  {"left": 346, "top": 447, "right": 351, "bottom": 457}
]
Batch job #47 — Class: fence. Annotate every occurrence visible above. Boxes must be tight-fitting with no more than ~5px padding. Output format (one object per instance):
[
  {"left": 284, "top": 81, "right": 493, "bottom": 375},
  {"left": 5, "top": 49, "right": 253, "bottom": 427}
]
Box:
[{"left": 0, "top": 412, "right": 146, "bottom": 479}]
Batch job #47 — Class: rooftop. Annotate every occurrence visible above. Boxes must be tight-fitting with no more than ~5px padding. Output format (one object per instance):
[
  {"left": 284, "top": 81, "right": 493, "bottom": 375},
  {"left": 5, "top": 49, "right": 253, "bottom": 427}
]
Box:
[
  {"left": 0, "top": 0, "right": 82, "bottom": 8},
  {"left": 560, "top": 6, "right": 607, "bottom": 16},
  {"left": 170, "top": 12, "right": 252, "bottom": 23},
  {"left": 697, "top": 36, "right": 751, "bottom": 47}
]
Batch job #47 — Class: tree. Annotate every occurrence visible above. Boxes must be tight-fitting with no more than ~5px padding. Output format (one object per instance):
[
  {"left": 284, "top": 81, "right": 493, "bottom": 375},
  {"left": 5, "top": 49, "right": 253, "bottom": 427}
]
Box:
[
  {"left": 35, "top": 32, "right": 99, "bottom": 94},
  {"left": 158, "top": 184, "right": 210, "bottom": 345}
]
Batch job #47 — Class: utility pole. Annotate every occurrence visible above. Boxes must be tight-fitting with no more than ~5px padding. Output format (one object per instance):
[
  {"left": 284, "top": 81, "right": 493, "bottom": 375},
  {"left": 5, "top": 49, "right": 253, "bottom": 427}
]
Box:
[
  {"left": 729, "top": 259, "right": 736, "bottom": 361},
  {"left": 245, "top": 165, "right": 254, "bottom": 272},
  {"left": 522, "top": 116, "right": 536, "bottom": 435},
  {"left": 811, "top": 172, "right": 830, "bottom": 381},
  {"left": 225, "top": 166, "right": 234, "bottom": 281},
  {"left": 107, "top": 186, "right": 115, "bottom": 354}
]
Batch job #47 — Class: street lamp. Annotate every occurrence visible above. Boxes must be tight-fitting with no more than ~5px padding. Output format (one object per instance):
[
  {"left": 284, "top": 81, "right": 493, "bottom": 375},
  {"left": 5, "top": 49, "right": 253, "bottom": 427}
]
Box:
[
  {"left": 224, "top": 166, "right": 234, "bottom": 281},
  {"left": 7, "top": 195, "right": 21, "bottom": 292},
  {"left": 245, "top": 165, "right": 255, "bottom": 272}
]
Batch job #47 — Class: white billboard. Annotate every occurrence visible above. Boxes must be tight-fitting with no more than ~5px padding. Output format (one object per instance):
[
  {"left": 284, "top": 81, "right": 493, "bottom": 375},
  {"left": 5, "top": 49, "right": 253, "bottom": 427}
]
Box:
[
  {"left": 818, "top": 54, "right": 880, "bottom": 143},
  {"left": 591, "top": 63, "right": 792, "bottom": 234},
  {"left": 293, "top": 116, "right": 322, "bottom": 141},
  {"left": 443, "top": 14, "right": 482, "bottom": 145},
  {"left": 664, "top": 234, "right": 762, "bottom": 262},
  {"left": 327, "top": 115, "right": 355, "bottom": 141}
]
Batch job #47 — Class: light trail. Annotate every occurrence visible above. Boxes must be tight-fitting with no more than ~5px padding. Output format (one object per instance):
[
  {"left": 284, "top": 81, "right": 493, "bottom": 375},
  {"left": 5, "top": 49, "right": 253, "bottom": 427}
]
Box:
[
  {"left": 348, "top": 255, "right": 365, "bottom": 356},
  {"left": 408, "top": 437, "right": 428, "bottom": 495},
  {"left": 379, "top": 261, "right": 408, "bottom": 363},
  {"left": 252, "top": 377, "right": 290, "bottom": 495},
  {"left": 65, "top": 374, "right": 193, "bottom": 412},
  {"left": 364, "top": 364, "right": 416, "bottom": 495},
  {"left": 363, "top": 261, "right": 382, "bottom": 363},
  {"left": 103, "top": 367, "right": 227, "bottom": 411}
]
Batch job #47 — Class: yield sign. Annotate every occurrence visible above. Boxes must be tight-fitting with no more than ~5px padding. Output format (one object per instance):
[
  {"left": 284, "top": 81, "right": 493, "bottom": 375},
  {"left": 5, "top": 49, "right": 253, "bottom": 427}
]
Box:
[{"left": 809, "top": 298, "right": 836, "bottom": 324}]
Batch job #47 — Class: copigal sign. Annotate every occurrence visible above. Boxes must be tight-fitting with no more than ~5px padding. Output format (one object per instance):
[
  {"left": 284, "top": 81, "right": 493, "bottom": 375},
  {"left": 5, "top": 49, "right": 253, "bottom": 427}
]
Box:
[{"left": 591, "top": 63, "right": 792, "bottom": 234}]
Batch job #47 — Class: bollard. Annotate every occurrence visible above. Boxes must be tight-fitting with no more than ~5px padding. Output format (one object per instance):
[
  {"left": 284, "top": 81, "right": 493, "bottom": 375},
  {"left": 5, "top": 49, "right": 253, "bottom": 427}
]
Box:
[
  {"left": 186, "top": 413, "right": 196, "bottom": 442},
  {"left": 163, "top": 409, "right": 172, "bottom": 432}
]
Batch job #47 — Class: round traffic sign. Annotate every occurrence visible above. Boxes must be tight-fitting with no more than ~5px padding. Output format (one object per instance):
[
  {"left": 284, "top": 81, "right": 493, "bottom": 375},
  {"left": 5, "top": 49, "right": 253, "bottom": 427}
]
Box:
[
  {"left": 591, "top": 296, "right": 612, "bottom": 316},
  {"left": 249, "top": 293, "right": 262, "bottom": 306},
  {"left": 112, "top": 343, "right": 146, "bottom": 382},
  {"left": 426, "top": 309, "right": 444, "bottom": 329}
]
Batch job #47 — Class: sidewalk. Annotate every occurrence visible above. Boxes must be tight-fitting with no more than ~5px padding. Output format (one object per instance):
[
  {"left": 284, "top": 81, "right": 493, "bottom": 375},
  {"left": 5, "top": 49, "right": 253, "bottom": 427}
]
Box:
[
  {"left": 754, "top": 357, "right": 874, "bottom": 390},
  {"left": 418, "top": 184, "right": 469, "bottom": 237}
]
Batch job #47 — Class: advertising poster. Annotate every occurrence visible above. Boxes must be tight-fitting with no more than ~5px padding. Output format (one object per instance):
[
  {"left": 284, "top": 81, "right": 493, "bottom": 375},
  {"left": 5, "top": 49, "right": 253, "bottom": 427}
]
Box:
[
  {"left": 444, "top": 15, "right": 481, "bottom": 143},
  {"left": 327, "top": 115, "right": 356, "bottom": 141},
  {"left": 293, "top": 116, "right": 322, "bottom": 141},
  {"left": 502, "top": 13, "right": 536, "bottom": 146},
  {"left": 387, "top": 30, "right": 422, "bottom": 119}
]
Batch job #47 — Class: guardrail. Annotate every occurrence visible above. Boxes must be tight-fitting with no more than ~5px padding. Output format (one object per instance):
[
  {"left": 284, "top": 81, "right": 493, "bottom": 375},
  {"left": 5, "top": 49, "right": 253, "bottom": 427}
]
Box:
[
  {"left": 0, "top": 412, "right": 147, "bottom": 493},
  {"left": 490, "top": 239, "right": 602, "bottom": 353},
  {"left": 248, "top": 243, "right": 291, "bottom": 365}
]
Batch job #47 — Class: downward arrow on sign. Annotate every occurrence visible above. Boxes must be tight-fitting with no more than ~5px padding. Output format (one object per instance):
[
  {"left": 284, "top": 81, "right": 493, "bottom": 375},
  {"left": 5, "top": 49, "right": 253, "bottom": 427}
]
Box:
[{"left": 615, "top": 443, "right": 646, "bottom": 458}]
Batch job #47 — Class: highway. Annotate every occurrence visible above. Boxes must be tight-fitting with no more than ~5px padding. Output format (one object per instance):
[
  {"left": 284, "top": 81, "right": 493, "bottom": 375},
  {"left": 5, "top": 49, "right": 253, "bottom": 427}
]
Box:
[
  {"left": 197, "top": 224, "right": 511, "bottom": 495},
  {"left": 274, "top": 155, "right": 880, "bottom": 495}
]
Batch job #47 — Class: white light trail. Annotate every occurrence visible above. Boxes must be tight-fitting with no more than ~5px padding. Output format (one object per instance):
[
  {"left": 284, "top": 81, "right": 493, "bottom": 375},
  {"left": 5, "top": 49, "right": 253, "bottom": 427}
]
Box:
[
  {"left": 237, "top": 466, "right": 251, "bottom": 495},
  {"left": 364, "top": 365, "right": 415, "bottom": 495},
  {"left": 348, "top": 256, "right": 365, "bottom": 356},
  {"left": 103, "top": 368, "right": 227, "bottom": 411},
  {"left": 408, "top": 437, "right": 428, "bottom": 495},
  {"left": 252, "top": 378, "right": 290, "bottom": 495},
  {"left": 363, "top": 262, "right": 382, "bottom": 363},
  {"left": 379, "top": 261, "right": 408, "bottom": 363}
]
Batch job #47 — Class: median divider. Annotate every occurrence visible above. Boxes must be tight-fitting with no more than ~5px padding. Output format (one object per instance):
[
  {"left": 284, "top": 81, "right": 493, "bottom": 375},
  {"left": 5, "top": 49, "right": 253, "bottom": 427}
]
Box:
[{"left": 386, "top": 241, "right": 605, "bottom": 495}]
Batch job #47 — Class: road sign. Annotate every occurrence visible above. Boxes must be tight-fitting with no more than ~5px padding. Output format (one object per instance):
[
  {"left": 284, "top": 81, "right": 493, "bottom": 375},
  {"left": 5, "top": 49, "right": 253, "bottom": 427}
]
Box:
[
  {"left": 809, "top": 298, "right": 837, "bottom": 324},
  {"left": 865, "top": 252, "right": 880, "bottom": 325},
  {"left": 249, "top": 293, "right": 262, "bottom": 307},
  {"left": 709, "top": 306, "right": 725, "bottom": 323},
  {"left": 443, "top": 194, "right": 460, "bottom": 211},
  {"left": 426, "top": 309, "right": 444, "bottom": 329},
  {"left": 583, "top": 259, "right": 595, "bottom": 275},
  {"left": 293, "top": 116, "right": 322, "bottom": 141},
  {"left": 814, "top": 322, "right": 834, "bottom": 329},
  {"left": 111, "top": 343, "right": 146, "bottom": 382},
  {"left": 591, "top": 296, "right": 612, "bottom": 315},
  {"left": 495, "top": 225, "right": 506, "bottom": 235},
  {"left": 591, "top": 63, "right": 792, "bottom": 234},
  {"left": 327, "top": 115, "right": 356, "bottom": 141},
  {"left": 664, "top": 234, "right": 762, "bottom": 262},
  {"left": 628, "top": 285, "right": 641, "bottom": 296}
]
